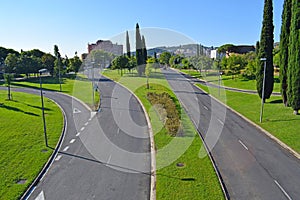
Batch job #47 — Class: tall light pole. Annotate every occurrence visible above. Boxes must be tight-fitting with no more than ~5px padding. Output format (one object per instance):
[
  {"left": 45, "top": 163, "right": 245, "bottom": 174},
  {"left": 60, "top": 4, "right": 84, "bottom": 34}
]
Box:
[
  {"left": 58, "top": 58, "right": 62, "bottom": 92},
  {"left": 91, "top": 61, "right": 95, "bottom": 111},
  {"left": 39, "top": 68, "right": 48, "bottom": 147},
  {"left": 260, "top": 58, "right": 267, "bottom": 123}
]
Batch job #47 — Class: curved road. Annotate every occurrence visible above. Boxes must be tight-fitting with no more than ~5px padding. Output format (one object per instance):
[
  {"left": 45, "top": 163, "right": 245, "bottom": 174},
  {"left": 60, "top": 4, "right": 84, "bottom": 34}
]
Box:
[
  {"left": 163, "top": 69, "right": 300, "bottom": 200},
  {"left": 1, "top": 75, "right": 151, "bottom": 200}
]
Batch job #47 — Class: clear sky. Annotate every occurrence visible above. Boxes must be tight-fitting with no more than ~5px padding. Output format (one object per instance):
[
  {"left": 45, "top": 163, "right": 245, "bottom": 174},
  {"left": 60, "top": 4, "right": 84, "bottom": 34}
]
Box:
[{"left": 0, "top": 0, "right": 284, "bottom": 57}]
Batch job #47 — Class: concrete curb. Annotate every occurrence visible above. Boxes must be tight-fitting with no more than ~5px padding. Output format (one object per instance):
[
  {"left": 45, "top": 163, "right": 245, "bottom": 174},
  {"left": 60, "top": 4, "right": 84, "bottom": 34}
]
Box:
[
  {"left": 177, "top": 69, "right": 300, "bottom": 160},
  {"left": 193, "top": 82, "right": 300, "bottom": 161},
  {"left": 21, "top": 97, "right": 67, "bottom": 200},
  {"left": 57, "top": 92, "right": 93, "bottom": 112},
  {"left": 102, "top": 75, "right": 156, "bottom": 200},
  {"left": 162, "top": 70, "right": 229, "bottom": 200}
]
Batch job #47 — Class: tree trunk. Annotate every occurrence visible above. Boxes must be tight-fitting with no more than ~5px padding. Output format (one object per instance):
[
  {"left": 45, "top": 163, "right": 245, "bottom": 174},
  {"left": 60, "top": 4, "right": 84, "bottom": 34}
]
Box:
[
  {"left": 293, "top": 110, "right": 298, "bottom": 115},
  {"left": 8, "top": 84, "right": 11, "bottom": 100}
]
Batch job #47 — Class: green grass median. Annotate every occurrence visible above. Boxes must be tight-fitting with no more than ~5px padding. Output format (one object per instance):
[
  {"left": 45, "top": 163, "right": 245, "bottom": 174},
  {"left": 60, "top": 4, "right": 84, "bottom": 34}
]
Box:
[
  {"left": 196, "top": 83, "right": 300, "bottom": 153},
  {"left": 0, "top": 90, "right": 63, "bottom": 200},
  {"left": 103, "top": 69, "right": 224, "bottom": 200},
  {"left": 1, "top": 73, "right": 100, "bottom": 110},
  {"left": 180, "top": 69, "right": 280, "bottom": 92}
]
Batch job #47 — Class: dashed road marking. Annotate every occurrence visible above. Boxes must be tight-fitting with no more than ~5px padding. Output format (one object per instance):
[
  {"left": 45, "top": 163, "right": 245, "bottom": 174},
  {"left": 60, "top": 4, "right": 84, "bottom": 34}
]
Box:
[
  {"left": 106, "top": 155, "right": 112, "bottom": 166},
  {"left": 35, "top": 190, "right": 45, "bottom": 200},
  {"left": 63, "top": 146, "right": 69, "bottom": 152},
  {"left": 274, "top": 180, "right": 292, "bottom": 200},
  {"left": 70, "top": 139, "right": 76, "bottom": 144},
  {"left": 55, "top": 155, "right": 62, "bottom": 161},
  {"left": 238, "top": 140, "right": 249, "bottom": 151},
  {"left": 203, "top": 106, "right": 208, "bottom": 110},
  {"left": 85, "top": 122, "right": 89, "bottom": 126},
  {"left": 80, "top": 127, "right": 85, "bottom": 131},
  {"left": 217, "top": 119, "right": 224, "bottom": 125},
  {"left": 76, "top": 132, "right": 81, "bottom": 137},
  {"left": 117, "top": 128, "right": 120, "bottom": 135}
]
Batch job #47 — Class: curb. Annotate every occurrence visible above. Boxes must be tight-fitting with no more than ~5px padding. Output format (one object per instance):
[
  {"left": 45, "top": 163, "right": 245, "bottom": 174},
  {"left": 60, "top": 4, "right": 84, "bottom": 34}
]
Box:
[
  {"left": 21, "top": 97, "right": 67, "bottom": 200},
  {"left": 162, "top": 70, "right": 229, "bottom": 200},
  {"left": 194, "top": 82, "right": 300, "bottom": 161},
  {"left": 57, "top": 92, "right": 93, "bottom": 112},
  {"left": 177, "top": 69, "right": 281, "bottom": 96},
  {"left": 102, "top": 75, "right": 156, "bottom": 200},
  {"left": 176, "top": 69, "right": 300, "bottom": 160}
]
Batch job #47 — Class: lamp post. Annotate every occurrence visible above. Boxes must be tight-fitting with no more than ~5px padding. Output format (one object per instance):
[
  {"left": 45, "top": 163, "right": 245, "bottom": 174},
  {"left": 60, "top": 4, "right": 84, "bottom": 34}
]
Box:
[
  {"left": 58, "top": 58, "right": 62, "bottom": 92},
  {"left": 216, "top": 59, "right": 221, "bottom": 96},
  {"left": 260, "top": 58, "right": 267, "bottom": 123},
  {"left": 91, "top": 61, "right": 95, "bottom": 111},
  {"left": 39, "top": 68, "right": 48, "bottom": 147}
]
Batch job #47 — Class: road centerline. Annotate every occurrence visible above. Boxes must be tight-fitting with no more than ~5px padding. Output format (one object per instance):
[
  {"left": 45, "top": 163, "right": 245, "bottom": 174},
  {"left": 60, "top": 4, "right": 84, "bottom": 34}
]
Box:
[
  {"left": 238, "top": 140, "right": 249, "bottom": 151},
  {"left": 70, "top": 139, "right": 76, "bottom": 144},
  {"left": 63, "top": 146, "right": 69, "bottom": 152},
  {"left": 274, "top": 180, "right": 292, "bottom": 200}
]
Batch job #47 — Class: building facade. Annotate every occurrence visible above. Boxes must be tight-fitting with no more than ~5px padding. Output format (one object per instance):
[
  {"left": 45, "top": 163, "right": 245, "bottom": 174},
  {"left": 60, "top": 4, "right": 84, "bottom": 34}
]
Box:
[{"left": 88, "top": 40, "right": 123, "bottom": 55}]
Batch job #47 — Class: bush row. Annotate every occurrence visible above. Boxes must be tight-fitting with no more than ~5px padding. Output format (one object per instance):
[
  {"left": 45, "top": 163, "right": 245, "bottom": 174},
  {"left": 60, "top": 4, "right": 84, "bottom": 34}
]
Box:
[{"left": 147, "top": 92, "right": 180, "bottom": 136}]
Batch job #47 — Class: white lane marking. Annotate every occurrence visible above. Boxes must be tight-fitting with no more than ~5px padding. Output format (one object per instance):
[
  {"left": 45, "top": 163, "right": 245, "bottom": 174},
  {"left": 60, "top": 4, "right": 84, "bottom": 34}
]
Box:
[
  {"left": 91, "top": 111, "right": 97, "bottom": 119},
  {"left": 106, "top": 155, "right": 112, "bottom": 165},
  {"left": 203, "top": 106, "right": 208, "bottom": 110},
  {"left": 88, "top": 118, "right": 92, "bottom": 121},
  {"left": 80, "top": 127, "right": 85, "bottom": 131},
  {"left": 76, "top": 132, "right": 81, "bottom": 137},
  {"left": 117, "top": 128, "right": 120, "bottom": 135},
  {"left": 35, "top": 190, "right": 45, "bottom": 200},
  {"left": 274, "top": 180, "right": 292, "bottom": 200},
  {"left": 238, "top": 140, "right": 249, "bottom": 151},
  {"left": 217, "top": 119, "right": 224, "bottom": 125},
  {"left": 70, "top": 139, "right": 76, "bottom": 144},
  {"left": 85, "top": 122, "right": 89, "bottom": 126},
  {"left": 63, "top": 146, "right": 69, "bottom": 152},
  {"left": 55, "top": 155, "right": 62, "bottom": 161},
  {"left": 73, "top": 108, "right": 81, "bottom": 114},
  {"left": 194, "top": 97, "right": 198, "bottom": 101}
]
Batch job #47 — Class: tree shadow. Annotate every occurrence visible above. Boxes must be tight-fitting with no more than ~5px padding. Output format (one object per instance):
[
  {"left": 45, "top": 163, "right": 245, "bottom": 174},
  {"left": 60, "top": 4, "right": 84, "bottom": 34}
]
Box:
[
  {"left": 55, "top": 148, "right": 193, "bottom": 182},
  {"left": 268, "top": 99, "right": 283, "bottom": 104},
  {"left": 0, "top": 103, "right": 39, "bottom": 116}
]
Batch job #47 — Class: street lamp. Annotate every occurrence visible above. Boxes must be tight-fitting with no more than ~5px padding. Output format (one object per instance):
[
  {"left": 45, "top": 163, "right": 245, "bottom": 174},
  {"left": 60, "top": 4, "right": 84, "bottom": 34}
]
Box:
[
  {"left": 58, "top": 58, "right": 62, "bottom": 92},
  {"left": 91, "top": 61, "right": 95, "bottom": 111},
  {"left": 260, "top": 58, "right": 267, "bottom": 123},
  {"left": 216, "top": 59, "right": 221, "bottom": 96},
  {"left": 39, "top": 68, "right": 48, "bottom": 147}
]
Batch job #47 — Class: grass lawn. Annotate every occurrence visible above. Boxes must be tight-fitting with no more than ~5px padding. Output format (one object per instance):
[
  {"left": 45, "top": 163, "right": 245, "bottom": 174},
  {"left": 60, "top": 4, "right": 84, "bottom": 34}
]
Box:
[
  {"left": 180, "top": 69, "right": 280, "bottom": 92},
  {"left": 196, "top": 83, "right": 300, "bottom": 153},
  {"left": 0, "top": 73, "right": 100, "bottom": 110},
  {"left": 0, "top": 90, "right": 63, "bottom": 200},
  {"left": 103, "top": 69, "right": 224, "bottom": 200}
]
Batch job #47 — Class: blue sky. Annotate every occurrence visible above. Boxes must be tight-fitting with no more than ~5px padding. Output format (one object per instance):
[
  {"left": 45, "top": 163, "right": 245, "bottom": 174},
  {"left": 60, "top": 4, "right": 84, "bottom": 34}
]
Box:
[{"left": 0, "top": 0, "right": 284, "bottom": 57}]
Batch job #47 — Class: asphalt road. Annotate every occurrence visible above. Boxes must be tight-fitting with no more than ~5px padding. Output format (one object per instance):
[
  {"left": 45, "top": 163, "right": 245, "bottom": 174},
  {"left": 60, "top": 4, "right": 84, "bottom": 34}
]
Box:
[
  {"left": 162, "top": 68, "right": 300, "bottom": 200},
  {"left": 1, "top": 74, "right": 151, "bottom": 200}
]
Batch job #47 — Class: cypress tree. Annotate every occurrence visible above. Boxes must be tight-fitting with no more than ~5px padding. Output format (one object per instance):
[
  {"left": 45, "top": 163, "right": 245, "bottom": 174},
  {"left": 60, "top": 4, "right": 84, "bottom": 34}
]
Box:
[
  {"left": 256, "top": 0, "right": 274, "bottom": 101},
  {"left": 287, "top": 0, "right": 300, "bottom": 114},
  {"left": 255, "top": 41, "right": 260, "bottom": 55},
  {"left": 126, "top": 31, "right": 131, "bottom": 58},
  {"left": 142, "top": 35, "right": 147, "bottom": 64},
  {"left": 279, "top": 0, "right": 292, "bottom": 106},
  {"left": 136, "top": 23, "right": 143, "bottom": 76}
]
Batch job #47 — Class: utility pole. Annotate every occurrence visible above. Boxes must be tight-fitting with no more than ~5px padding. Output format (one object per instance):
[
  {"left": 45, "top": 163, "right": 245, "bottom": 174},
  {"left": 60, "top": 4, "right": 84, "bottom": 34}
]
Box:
[{"left": 260, "top": 58, "right": 267, "bottom": 123}]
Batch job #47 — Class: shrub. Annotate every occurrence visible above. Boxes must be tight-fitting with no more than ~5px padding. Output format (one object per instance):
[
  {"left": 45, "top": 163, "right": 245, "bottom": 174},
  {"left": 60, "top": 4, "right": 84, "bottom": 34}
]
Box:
[{"left": 147, "top": 92, "right": 180, "bottom": 136}]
